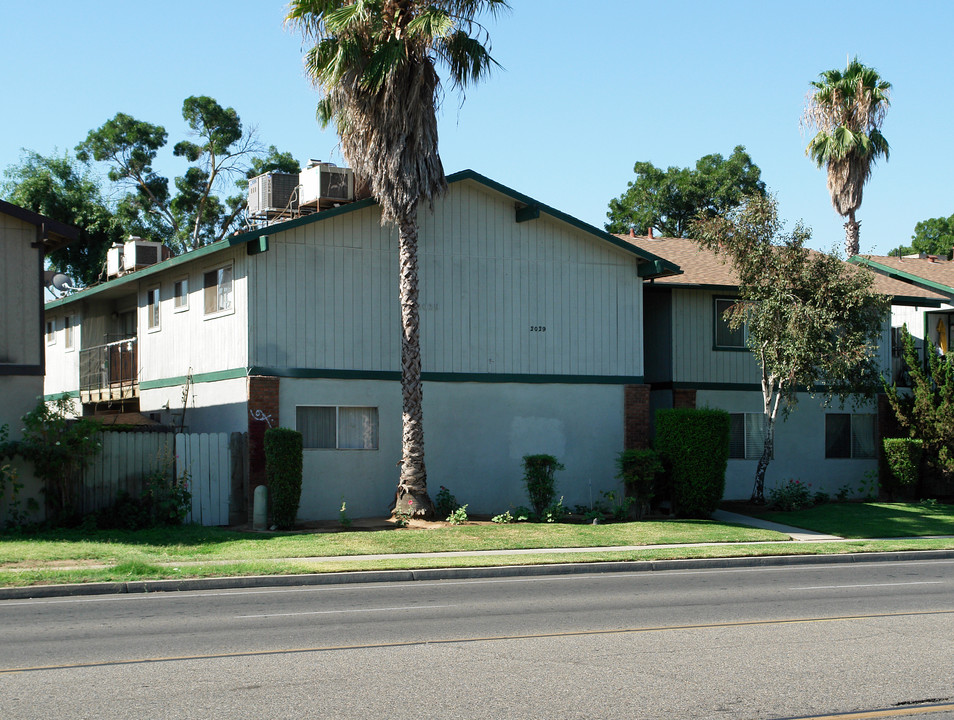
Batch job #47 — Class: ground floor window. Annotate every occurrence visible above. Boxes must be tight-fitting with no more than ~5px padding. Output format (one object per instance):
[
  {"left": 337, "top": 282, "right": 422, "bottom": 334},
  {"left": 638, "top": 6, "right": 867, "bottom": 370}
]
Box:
[
  {"left": 825, "top": 413, "right": 876, "bottom": 459},
  {"left": 297, "top": 406, "right": 379, "bottom": 450},
  {"left": 729, "top": 412, "right": 766, "bottom": 460}
]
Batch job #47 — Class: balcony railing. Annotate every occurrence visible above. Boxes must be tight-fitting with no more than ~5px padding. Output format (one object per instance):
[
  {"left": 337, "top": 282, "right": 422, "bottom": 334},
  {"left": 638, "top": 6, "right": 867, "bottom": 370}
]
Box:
[{"left": 79, "top": 337, "right": 138, "bottom": 404}]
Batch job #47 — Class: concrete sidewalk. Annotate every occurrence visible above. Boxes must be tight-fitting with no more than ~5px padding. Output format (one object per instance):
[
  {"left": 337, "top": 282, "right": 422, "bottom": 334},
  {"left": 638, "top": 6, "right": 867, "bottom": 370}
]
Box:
[
  {"left": 710, "top": 509, "right": 843, "bottom": 541},
  {"left": 2, "top": 512, "right": 952, "bottom": 601}
]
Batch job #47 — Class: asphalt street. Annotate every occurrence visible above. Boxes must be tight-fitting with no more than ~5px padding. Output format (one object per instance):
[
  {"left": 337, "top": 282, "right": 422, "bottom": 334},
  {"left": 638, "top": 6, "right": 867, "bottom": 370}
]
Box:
[{"left": 2, "top": 558, "right": 954, "bottom": 719}]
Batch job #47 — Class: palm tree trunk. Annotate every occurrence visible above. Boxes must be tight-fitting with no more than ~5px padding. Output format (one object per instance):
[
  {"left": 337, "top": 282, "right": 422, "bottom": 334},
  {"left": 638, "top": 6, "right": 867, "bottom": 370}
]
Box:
[
  {"left": 395, "top": 206, "right": 434, "bottom": 518},
  {"left": 844, "top": 211, "right": 860, "bottom": 257}
]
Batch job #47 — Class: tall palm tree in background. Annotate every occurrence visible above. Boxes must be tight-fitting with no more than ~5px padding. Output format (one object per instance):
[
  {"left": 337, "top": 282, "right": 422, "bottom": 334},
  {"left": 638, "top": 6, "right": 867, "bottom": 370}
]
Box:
[
  {"left": 286, "top": 0, "right": 508, "bottom": 517},
  {"left": 804, "top": 57, "right": 891, "bottom": 258}
]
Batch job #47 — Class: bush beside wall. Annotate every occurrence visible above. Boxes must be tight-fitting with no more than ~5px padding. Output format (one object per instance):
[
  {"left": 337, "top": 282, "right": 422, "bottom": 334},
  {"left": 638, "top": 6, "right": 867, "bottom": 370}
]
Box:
[
  {"left": 655, "top": 408, "right": 729, "bottom": 518},
  {"left": 265, "top": 428, "right": 303, "bottom": 530}
]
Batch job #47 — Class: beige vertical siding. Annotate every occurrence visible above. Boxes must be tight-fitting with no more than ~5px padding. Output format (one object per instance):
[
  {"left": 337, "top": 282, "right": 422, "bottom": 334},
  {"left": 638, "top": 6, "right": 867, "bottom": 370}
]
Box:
[
  {"left": 137, "top": 247, "right": 249, "bottom": 382},
  {"left": 0, "top": 214, "right": 41, "bottom": 367},
  {"left": 671, "top": 288, "right": 760, "bottom": 385},
  {"left": 249, "top": 180, "right": 643, "bottom": 378}
]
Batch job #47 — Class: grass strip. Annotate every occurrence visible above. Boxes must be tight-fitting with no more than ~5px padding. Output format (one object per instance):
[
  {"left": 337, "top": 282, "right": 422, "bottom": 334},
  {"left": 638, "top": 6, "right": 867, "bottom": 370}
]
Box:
[{"left": 2, "top": 538, "right": 953, "bottom": 589}]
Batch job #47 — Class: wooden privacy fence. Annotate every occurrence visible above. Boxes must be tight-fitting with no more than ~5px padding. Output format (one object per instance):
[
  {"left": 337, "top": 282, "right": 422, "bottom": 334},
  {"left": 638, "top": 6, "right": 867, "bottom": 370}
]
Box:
[{"left": 80, "top": 431, "right": 248, "bottom": 526}]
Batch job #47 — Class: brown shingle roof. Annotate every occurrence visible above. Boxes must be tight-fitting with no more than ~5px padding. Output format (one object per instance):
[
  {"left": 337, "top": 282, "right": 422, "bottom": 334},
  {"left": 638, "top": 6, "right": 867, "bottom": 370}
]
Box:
[
  {"left": 853, "top": 255, "right": 954, "bottom": 298},
  {"left": 617, "top": 234, "right": 948, "bottom": 305}
]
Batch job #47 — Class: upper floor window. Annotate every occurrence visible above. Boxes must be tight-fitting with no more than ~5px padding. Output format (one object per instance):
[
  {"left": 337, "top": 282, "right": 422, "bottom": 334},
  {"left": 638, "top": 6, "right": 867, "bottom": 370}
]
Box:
[
  {"left": 297, "top": 406, "right": 379, "bottom": 450},
  {"left": 146, "top": 286, "right": 160, "bottom": 331},
  {"left": 173, "top": 277, "right": 189, "bottom": 311},
  {"left": 714, "top": 297, "right": 747, "bottom": 350},
  {"left": 204, "top": 265, "right": 233, "bottom": 317},
  {"left": 825, "top": 413, "right": 876, "bottom": 459},
  {"left": 64, "top": 315, "right": 75, "bottom": 350},
  {"left": 46, "top": 319, "right": 55, "bottom": 346}
]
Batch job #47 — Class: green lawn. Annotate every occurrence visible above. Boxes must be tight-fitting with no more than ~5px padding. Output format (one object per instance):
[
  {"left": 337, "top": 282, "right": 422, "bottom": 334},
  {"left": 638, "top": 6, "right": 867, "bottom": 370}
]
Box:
[
  {"left": 0, "top": 519, "right": 783, "bottom": 566},
  {"left": 3, "top": 503, "right": 953, "bottom": 589},
  {"left": 755, "top": 502, "right": 954, "bottom": 539}
]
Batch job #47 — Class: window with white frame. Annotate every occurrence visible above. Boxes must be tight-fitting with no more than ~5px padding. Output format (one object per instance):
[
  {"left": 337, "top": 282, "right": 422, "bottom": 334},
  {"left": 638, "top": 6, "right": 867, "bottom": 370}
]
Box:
[
  {"left": 825, "top": 413, "right": 876, "bottom": 459},
  {"left": 173, "top": 277, "right": 189, "bottom": 311},
  {"left": 204, "top": 265, "right": 233, "bottom": 316},
  {"left": 714, "top": 297, "right": 747, "bottom": 349},
  {"left": 146, "top": 286, "right": 160, "bottom": 331},
  {"left": 729, "top": 412, "right": 767, "bottom": 460},
  {"left": 64, "top": 315, "right": 75, "bottom": 350},
  {"left": 297, "top": 406, "right": 379, "bottom": 450},
  {"left": 46, "top": 319, "right": 55, "bottom": 345}
]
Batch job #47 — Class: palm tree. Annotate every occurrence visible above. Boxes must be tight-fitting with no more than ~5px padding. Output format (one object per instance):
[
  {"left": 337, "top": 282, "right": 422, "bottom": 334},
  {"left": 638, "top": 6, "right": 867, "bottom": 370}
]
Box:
[
  {"left": 286, "top": 0, "right": 508, "bottom": 518},
  {"left": 804, "top": 57, "right": 891, "bottom": 257}
]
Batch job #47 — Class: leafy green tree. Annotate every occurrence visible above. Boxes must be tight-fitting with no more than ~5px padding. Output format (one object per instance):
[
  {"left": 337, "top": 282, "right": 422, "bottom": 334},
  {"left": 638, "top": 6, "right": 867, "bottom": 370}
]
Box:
[
  {"left": 891, "top": 215, "right": 954, "bottom": 257},
  {"left": 694, "top": 194, "right": 891, "bottom": 502},
  {"left": 1, "top": 150, "right": 124, "bottom": 285},
  {"left": 804, "top": 57, "right": 891, "bottom": 258},
  {"left": 605, "top": 146, "right": 765, "bottom": 237},
  {"left": 287, "top": 0, "right": 509, "bottom": 518},
  {"left": 77, "top": 96, "right": 268, "bottom": 252},
  {"left": 884, "top": 326, "right": 954, "bottom": 489}
]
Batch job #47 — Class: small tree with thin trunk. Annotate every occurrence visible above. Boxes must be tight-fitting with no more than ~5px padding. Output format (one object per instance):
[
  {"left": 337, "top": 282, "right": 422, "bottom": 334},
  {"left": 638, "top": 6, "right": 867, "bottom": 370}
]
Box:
[{"left": 693, "top": 194, "right": 890, "bottom": 503}]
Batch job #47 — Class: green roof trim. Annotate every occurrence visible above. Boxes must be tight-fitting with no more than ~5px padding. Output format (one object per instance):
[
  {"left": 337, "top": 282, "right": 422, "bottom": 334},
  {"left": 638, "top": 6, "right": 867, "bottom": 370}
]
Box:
[
  {"left": 250, "top": 366, "right": 644, "bottom": 385},
  {"left": 850, "top": 256, "right": 954, "bottom": 299}
]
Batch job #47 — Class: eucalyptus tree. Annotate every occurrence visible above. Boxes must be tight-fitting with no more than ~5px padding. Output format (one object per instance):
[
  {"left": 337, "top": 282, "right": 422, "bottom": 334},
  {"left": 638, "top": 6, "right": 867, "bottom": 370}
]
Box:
[
  {"left": 77, "top": 96, "right": 266, "bottom": 252},
  {"left": 286, "top": 0, "right": 509, "bottom": 517},
  {"left": 804, "top": 57, "right": 891, "bottom": 257},
  {"left": 694, "top": 194, "right": 890, "bottom": 503}
]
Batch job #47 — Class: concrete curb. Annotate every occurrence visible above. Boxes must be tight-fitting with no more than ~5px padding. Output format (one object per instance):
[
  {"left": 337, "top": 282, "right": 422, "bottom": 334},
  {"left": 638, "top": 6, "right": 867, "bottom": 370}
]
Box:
[{"left": 4, "top": 548, "right": 954, "bottom": 601}]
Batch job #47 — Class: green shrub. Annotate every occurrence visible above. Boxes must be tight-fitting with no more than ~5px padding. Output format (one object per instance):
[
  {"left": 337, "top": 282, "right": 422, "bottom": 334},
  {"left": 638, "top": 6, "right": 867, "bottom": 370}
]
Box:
[
  {"left": 491, "top": 510, "right": 514, "bottom": 524},
  {"left": 17, "top": 396, "right": 102, "bottom": 523},
  {"left": 882, "top": 438, "right": 923, "bottom": 496},
  {"left": 434, "top": 485, "right": 459, "bottom": 518},
  {"left": 522, "top": 454, "right": 564, "bottom": 517},
  {"left": 767, "top": 479, "right": 812, "bottom": 512},
  {"left": 92, "top": 453, "right": 191, "bottom": 530},
  {"left": 617, "top": 448, "right": 663, "bottom": 520},
  {"left": 654, "top": 408, "right": 729, "bottom": 518},
  {"left": 265, "top": 428, "right": 303, "bottom": 530},
  {"left": 446, "top": 504, "right": 468, "bottom": 525}
]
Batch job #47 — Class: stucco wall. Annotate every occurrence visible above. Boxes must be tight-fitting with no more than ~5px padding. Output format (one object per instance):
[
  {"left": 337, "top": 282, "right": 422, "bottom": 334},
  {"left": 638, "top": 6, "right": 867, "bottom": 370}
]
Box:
[
  {"left": 282, "top": 377, "right": 626, "bottom": 521},
  {"left": 697, "top": 389, "right": 879, "bottom": 500}
]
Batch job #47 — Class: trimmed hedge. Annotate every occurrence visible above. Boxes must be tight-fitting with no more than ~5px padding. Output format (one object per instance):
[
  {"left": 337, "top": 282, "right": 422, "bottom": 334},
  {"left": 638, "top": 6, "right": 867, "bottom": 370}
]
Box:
[
  {"left": 654, "top": 408, "right": 729, "bottom": 518},
  {"left": 882, "top": 438, "right": 923, "bottom": 496},
  {"left": 265, "top": 428, "right": 303, "bottom": 530}
]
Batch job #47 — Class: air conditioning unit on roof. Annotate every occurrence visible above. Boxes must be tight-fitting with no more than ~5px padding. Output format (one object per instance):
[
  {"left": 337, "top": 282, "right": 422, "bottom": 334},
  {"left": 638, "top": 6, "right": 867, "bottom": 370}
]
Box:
[
  {"left": 299, "top": 161, "right": 354, "bottom": 209},
  {"left": 122, "top": 239, "right": 165, "bottom": 272},
  {"left": 248, "top": 172, "right": 300, "bottom": 216}
]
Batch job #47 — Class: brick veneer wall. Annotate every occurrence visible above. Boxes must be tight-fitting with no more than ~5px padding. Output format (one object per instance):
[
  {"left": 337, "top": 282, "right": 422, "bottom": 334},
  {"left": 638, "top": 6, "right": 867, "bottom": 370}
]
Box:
[
  {"left": 673, "top": 388, "right": 697, "bottom": 409},
  {"left": 247, "top": 375, "right": 280, "bottom": 515},
  {"left": 624, "top": 384, "right": 651, "bottom": 449}
]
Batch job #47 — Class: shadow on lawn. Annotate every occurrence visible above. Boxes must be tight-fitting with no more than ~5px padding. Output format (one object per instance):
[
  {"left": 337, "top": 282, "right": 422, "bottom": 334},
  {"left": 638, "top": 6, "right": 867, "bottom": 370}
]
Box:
[{"left": 742, "top": 501, "right": 954, "bottom": 539}]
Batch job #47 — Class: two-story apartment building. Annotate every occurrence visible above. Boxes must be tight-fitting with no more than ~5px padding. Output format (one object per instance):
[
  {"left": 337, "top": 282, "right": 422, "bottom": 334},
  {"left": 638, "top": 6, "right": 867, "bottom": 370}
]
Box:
[
  {"left": 633, "top": 235, "right": 946, "bottom": 500},
  {"left": 43, "top": 171, "right": 679, "bottom": 521}
]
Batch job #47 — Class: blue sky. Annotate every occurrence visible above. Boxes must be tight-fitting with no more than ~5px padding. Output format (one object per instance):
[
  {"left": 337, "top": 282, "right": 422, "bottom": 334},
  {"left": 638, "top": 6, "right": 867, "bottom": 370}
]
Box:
[{"left": 2, "top": 1, "right": 952, "bottom": 256}]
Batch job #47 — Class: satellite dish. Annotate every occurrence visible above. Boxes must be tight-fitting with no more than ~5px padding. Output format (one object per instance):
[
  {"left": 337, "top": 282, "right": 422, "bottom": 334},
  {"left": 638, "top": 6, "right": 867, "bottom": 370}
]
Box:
[{"left": 51, "top": 274, "right": 74, "bottom": 292}]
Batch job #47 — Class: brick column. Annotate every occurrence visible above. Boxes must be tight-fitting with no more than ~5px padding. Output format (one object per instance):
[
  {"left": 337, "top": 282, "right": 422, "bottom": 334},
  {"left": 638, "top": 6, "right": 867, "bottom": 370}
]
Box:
[
  {"left": 247, "top": 375, "right": 280, "bottom": 516},
  {"left": 673, "top": 388, "right": 697, "bottom": 409},
  {"left": 624, "top": 384, "right": 651, "bottom": 449}
]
